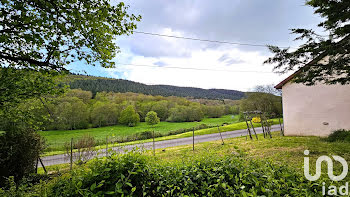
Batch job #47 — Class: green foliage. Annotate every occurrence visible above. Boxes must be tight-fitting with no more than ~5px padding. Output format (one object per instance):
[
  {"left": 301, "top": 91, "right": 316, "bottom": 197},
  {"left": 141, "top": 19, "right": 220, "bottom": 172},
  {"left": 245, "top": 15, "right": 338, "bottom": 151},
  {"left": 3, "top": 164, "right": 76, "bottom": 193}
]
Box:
[
  {"left": 167, "top": 104, "right": 204, "bottom": 122},
  {"left": 265, "top": 0, "right": 350, "bottom": 85},
  {"left": 240, "top": 92, "right": 282, "bottom": 117},
  {"left": 69, "top": 75, "right": 245, "bottom": 100},
  {"left": 145, "top": 111, "right": 160, "bottom": 126},
  {"left": 0, "top": 1, "right": 141, "bottom": 70},
  {"left": 65, "top": 89, "right": 92, "bottom": 103},
  {"left": 324, "top": 129, "right": 350, "bottom": 142},
  {"left": 204, "top": 105, "right": 225, "bottom": 118},
  {"left": 91, "top": 101, "right": 119, "bottom": 127},
  {"left": 52, "top": 97, "right": 89, "bottom": 130},
  {"left": 35, "top": 152, "right": 323, "bottom": 196},
  {"left": 0, "top": 129, "right": 44, "bottom": 186},
  {"left": 0, "top": 68, "right": 63, "bottom": 108},
  {"left": 119, "top": 105, "right": 140, "bottom": 127}
]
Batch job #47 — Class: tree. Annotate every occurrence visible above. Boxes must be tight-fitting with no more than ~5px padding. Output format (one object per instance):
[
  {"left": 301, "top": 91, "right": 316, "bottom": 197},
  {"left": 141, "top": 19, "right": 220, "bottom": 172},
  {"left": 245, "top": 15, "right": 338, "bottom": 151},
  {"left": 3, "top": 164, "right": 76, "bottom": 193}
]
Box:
[
  {"left": 240, "top": 93, "right": 282, "bottom": 117},
  {"left": 265, "top": 0, "right": 349, "bottom": 85},
  {"left": 65, "top": 89, "right": 93, "bottom": 104},
  {"left": 253, "top": 84, "right": 282, "bottom": 96},
  {"left": 51, "top": 97, "right": 89, "bottom": 130},
  {"left": 119, "top": 105, "right": 140, "bottom": 127},
  {"left": 145, "top": 111, "right": 160, "bottom": 126},
  {"left": 0, "top": 1, "right": 141, "bottom": 71},
  {"left": 151, "top": 101, "right": 170, "bottom": 121},
  {"left": 0, "top": 0, "right": 140, "bottom": 183},
  {"left": 91, "top": 101, "right": 119, "bottom": 127}
]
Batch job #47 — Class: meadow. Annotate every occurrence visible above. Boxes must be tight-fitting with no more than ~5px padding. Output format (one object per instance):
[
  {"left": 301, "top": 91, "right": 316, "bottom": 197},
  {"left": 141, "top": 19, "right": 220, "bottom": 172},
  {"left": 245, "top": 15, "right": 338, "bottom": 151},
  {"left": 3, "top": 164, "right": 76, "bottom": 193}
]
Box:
[{"left": 40, "top": 115, "right": 239, "bottom": 152}]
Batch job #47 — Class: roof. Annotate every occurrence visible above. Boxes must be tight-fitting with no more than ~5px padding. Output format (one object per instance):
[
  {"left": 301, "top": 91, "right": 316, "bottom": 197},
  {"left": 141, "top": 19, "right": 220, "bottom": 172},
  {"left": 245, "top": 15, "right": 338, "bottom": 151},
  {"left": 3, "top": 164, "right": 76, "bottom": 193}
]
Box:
[{"left": 275, "top": 35, "right": 349, "bottom": 89}]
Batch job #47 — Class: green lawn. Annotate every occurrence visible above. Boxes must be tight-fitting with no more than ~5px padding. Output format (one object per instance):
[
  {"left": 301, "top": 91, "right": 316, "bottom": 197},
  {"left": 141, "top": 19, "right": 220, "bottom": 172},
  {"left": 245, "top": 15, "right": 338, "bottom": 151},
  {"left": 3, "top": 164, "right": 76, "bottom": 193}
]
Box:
[
  {"left": 42, "top": 117, "right": 282, "bottom": 156},
  {"left": 153, "top": 132, "right": 350, "bottom": 185},
  {"left": 40, "top": 115, "right": 239, "bottom": 152}
]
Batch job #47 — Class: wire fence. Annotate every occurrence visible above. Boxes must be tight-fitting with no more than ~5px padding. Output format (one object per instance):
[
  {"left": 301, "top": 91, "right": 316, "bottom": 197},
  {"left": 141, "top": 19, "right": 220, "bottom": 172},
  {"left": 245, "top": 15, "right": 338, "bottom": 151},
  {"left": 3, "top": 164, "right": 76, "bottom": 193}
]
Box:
[
  {"left": 38, "top": 124, "right": 224, "bottom": 173},
  {"left": 38, "top": 121, "right": 284, "bottom": 174}
]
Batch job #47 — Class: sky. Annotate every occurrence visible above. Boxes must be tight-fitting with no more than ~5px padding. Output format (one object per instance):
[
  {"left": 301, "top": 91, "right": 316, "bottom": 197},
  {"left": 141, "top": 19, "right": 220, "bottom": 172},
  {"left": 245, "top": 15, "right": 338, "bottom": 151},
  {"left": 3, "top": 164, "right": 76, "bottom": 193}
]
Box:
[{"left": 67, "top": 0, "right": 325, "bottom": 91}]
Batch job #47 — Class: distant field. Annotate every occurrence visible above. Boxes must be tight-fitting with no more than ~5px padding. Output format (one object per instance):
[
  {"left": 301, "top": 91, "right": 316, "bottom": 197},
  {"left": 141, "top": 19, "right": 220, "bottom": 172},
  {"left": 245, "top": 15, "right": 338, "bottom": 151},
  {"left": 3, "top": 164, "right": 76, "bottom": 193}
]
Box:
[{"left": 39, "top": 115, "right": 239, "bottom": 151}]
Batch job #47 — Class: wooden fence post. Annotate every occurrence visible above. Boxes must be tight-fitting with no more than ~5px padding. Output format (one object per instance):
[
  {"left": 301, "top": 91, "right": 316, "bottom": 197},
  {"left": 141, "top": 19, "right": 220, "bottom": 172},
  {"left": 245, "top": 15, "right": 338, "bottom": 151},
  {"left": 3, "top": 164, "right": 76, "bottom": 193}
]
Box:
[
  {"left": 217, "top": 125, "right": 224, "bottom": 145},
  {"left": 106, "top": 136, "right": 108, "bottom": 157},
  {"left": 70, "top": 138, "right": 73, "bottom": 171},
  {"left": 153, "top": 130, "right": 155, "bottom": 156},
  {"left": 192, "top": 127, "right": 195, "bottom": 151},
  {"left": 279, "top": 118, "right": 284, "bottom": 136}
]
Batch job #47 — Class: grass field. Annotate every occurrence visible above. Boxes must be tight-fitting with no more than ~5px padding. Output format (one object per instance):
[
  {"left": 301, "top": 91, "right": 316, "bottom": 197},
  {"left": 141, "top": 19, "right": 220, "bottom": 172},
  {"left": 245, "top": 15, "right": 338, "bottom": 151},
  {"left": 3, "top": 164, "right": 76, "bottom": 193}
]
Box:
[
  {"left": 40, "top": 131, "right": 350, "bottom": 186},
  {"left": 40, "top": 115, "right": 239, "bottom": 152}
]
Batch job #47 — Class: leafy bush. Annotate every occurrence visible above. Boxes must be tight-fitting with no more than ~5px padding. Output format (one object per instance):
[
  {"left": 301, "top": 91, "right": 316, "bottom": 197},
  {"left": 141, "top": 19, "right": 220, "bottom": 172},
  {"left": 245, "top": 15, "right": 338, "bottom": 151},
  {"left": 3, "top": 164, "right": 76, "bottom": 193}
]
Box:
[
  {"left": 325, "top": 129, "right": 350, "bottom": 142},
  {"left": 119, "top": 105, "right": 140, "bottom": 127},
  {"left": 145, "top": 111, "right": 160, "bottom": 126},
  {"left": 0, "top": 129, "right": 44, "bottom": 186},
  {"left": 167, "top": 105, "right": 204, "bottom": 122},
  {"left": 39, "top": 152, "right": 323, "bottom": 196}
]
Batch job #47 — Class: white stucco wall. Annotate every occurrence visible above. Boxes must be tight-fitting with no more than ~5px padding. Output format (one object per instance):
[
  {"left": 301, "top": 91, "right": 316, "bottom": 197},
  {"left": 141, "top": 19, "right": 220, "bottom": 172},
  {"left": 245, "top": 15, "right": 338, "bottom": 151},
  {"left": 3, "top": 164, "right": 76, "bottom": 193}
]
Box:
[{"left": 282, "top": 82, "right": 350, "bottom": 137}]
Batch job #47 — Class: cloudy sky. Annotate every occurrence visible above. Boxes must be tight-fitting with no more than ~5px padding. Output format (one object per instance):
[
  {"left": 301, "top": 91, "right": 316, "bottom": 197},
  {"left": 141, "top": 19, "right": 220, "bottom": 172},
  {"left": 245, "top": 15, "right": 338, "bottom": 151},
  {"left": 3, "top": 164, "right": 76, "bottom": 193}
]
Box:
[{"left": 68, "top": 0, "right": 324, "bottom": 91}]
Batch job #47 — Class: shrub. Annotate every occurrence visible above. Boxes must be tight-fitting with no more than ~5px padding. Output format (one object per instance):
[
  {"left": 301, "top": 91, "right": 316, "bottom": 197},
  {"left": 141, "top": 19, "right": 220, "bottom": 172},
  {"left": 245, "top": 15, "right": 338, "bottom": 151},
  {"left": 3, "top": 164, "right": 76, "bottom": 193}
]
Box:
[
  {"left": 64, "top": 134, "right": 96, "bottom": 165},
  {"left": 167, "top": 105, "right": 204, "bottom": 122},
  {"left": 119, "top": 105, "right": 140, "bottom": 127},
  {"left": 325, "top": 129, "right": 350, "bottom": 142},
  {"left": 41, "top": 152, "right": 324, "bottom": 196},
  {"left": 145, "top": 111, "right": 160, "bottom": 126},
  {"left": 0, "top": 129, "right": 44, "bottom": 186}
]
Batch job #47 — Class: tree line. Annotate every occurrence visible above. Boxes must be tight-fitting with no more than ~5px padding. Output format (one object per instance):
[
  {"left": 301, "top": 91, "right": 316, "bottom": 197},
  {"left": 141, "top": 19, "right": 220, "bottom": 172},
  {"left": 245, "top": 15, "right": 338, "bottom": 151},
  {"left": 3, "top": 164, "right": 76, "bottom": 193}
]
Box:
[
  {"left": 8, "top": 89, "right": 239, "bottom": 131},
  {"left": 68, "top": 74, "right": 246, "bottom": 100}
]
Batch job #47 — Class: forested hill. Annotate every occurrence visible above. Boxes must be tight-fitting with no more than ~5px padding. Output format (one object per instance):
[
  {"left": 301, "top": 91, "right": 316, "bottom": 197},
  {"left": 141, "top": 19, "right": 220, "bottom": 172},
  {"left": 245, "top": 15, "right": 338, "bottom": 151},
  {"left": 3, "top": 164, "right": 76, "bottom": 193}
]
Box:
[{"left": 68, "top": 75, "right": 245, "bottom": 100}]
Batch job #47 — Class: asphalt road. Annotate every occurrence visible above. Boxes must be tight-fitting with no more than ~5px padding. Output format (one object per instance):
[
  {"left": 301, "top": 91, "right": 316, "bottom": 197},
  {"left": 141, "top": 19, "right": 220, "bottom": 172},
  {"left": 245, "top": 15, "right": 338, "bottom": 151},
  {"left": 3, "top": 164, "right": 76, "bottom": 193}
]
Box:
[{"left": 41, "top": 124, "right": 283, "bottom": 167}]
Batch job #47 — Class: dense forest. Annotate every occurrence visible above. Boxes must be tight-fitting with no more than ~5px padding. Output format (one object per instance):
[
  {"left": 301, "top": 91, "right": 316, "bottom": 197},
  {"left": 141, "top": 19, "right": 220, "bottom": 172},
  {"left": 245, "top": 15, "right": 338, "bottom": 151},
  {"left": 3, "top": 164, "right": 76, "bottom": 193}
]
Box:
[
  {"left": 6, "top": 89, "right": 239, "bottom": 131},
  {"left": 68, "top": 74, "right": 245, "bottom": 100}
]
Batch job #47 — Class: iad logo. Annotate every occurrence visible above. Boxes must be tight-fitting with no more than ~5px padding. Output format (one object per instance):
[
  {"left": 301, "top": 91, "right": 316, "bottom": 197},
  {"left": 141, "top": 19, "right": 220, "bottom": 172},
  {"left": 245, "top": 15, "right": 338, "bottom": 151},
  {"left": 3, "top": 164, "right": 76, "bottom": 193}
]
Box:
[
  {"left": 304, "top": 150, "right": 348, "bottom": 181},
  {"left": 304, "top": 150, "right": 349, "bottom": 196}
]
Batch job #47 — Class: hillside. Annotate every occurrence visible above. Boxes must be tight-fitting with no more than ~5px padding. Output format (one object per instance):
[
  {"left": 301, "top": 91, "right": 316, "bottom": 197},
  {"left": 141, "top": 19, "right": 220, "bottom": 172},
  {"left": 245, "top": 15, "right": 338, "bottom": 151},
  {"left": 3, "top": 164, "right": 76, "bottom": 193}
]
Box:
[{"left": 67, "top": 75, "right": 245, "bottom": 100}]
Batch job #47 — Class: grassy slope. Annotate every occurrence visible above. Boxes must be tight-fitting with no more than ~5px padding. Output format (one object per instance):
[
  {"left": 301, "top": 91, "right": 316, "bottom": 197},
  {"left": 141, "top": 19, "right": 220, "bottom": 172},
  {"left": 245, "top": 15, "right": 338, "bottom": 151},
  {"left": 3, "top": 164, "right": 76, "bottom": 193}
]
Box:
[
  {"left": 157, "top": 132, "right": 350, "bottom": 183},
  {"left": 40, "top": 115, "right": 239, "bottom": 150},
  {"left": 40, "top": 131, "right": 350, "bottom": 186}
]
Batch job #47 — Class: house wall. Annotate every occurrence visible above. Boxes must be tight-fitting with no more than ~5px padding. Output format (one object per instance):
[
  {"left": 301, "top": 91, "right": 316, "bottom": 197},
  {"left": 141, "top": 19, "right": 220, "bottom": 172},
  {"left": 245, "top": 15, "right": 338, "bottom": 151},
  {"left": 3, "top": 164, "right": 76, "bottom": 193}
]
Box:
[{"left": 282, "top": 82, "right": 350, "bottom": 136}]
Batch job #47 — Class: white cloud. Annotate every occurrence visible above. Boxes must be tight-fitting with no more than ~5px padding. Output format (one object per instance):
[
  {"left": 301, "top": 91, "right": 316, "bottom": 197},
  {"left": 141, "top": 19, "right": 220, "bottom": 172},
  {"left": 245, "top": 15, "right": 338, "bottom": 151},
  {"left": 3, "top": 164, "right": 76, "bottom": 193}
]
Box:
[{"left": 106, "top": 46, "right": 291, "bottom": 91}]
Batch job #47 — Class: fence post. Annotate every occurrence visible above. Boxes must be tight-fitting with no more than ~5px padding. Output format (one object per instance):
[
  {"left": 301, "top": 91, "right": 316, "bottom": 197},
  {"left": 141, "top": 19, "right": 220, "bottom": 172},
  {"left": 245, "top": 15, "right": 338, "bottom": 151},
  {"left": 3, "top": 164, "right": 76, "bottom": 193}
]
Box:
[
  {"left": 217, "top": 125, "right": 224, "bottom": 145},
  {"left": 192, "top": 127, "right": 195, "bottom": 151},
  {"left": 279, "top": 117, "right": 284, "bottom": 136},
  {"left": 153, "top": 130, "right": 155, "bottom": 156},
  {"left": 106, "top": 136, "right": 108, "bottom": 157},
  {"left": 70, "top": 138, "right": 73, "bottom": 171}
]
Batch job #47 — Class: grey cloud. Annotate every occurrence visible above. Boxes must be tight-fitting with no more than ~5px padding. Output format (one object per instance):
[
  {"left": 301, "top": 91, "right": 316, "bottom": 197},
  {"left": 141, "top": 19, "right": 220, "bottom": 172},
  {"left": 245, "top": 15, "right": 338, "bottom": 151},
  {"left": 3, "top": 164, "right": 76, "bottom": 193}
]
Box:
[
  {"left": 225, "top": 58, "right": 244, "bottom": 65},
  {"left": 119, "top": 0, "right": 323, "bottom": 57},
  {"left": 154, "top": 61, "right": 167, "bottom": 67},
  {"left": 218, "top": 54, "right": 231, "bottom": 62},
  {"left": 218, "top": 53, "right": 244, "bottom": 65}
]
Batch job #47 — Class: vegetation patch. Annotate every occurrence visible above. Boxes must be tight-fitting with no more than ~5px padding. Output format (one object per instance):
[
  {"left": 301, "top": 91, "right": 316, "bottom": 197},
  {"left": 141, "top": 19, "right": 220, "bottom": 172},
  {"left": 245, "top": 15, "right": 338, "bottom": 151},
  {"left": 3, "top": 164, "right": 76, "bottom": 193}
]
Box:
[
  {"left": 4, "top": 151, "right": 323, "bottom": 196},
  {"left": 40, "top": 115, "right": 240, "bottom": 153},
  {"left": 324, "top": 129, "right": 350, "bottom": 143}
]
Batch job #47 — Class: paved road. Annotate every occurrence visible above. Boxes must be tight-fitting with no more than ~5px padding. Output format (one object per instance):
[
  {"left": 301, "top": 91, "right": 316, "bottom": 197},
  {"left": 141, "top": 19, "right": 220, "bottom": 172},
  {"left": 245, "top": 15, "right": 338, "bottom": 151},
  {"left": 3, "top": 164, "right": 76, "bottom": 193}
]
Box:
[{"left": 41, "top": 124, "right": 283, "bottom": 167}]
